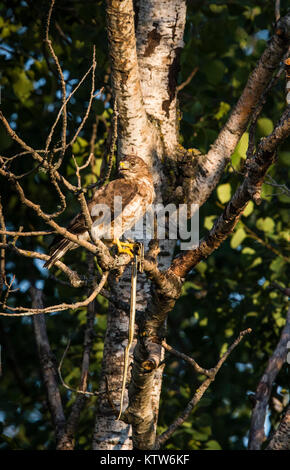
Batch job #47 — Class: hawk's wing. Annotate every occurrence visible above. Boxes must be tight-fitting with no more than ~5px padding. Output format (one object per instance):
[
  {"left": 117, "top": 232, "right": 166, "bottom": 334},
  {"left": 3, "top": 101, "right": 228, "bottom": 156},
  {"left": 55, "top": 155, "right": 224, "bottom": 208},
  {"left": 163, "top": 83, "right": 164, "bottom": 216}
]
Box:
[{"left": 44, "top": 179, "right": 138, "bottom": 268}]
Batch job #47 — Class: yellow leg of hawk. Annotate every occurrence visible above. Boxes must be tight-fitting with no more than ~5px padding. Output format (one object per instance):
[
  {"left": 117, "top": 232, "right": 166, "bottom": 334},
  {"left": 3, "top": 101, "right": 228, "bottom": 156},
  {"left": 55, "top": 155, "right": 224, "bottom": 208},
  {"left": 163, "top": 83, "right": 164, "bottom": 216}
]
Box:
[{"left": 113, "top": 238, "right": 135, "bottom": 258}]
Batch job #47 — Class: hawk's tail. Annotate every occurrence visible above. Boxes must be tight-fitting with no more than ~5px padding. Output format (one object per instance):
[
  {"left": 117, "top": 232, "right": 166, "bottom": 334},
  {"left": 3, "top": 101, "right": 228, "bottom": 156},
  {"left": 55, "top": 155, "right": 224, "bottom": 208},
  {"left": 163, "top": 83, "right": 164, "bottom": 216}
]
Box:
[{"left": 43, "top": 238, "right": 74, "bottom": 270}]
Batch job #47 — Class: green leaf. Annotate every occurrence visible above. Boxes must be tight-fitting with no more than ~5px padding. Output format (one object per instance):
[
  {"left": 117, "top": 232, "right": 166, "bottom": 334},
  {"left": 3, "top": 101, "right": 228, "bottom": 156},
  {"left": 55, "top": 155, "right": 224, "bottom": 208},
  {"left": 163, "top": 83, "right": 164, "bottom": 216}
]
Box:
[
  {"left": 232, "top": 132, "right": 249, "bottom": 160},
  {"left": 270, "top": 257, "right": 285, "bottom": 274},
  {"left": 214, "top": 101, "right": 230, "bottom": 120},
  {"left": 256, "top": 217, "right": 275, "bottom": 233},
  {"left": 202, "top": 60, "right": 226, "bottom": 85},
  {"left": 12, "top": 71, "right": 33, "bottom": 102},
  {"left": 243, "top": 200, "right": 254, "bottom": 217},
  {"left": 220, "top": 343, "right": 228, "bottom": 356},
  {"left": 204, "top": 215, "right": 216, "bottom": 230},
  {"left": 242, "top": 247, "right": 255, "bottom": 255},
  {"left": 72, "top": 137, "right": 88, "bottom": 154},
  {"left": 248, "top": 256, "right": 262, "bottom": 269},
  {"left": 217, "top": 183, "right": 231, "bottom": 204},
  {"left": 278, "top": 151, "right": 290, "bottom": 167},
  {"left": 230, "top": 227, "right": 246, "bottom": 249},
  {"left": 205, "top": 440, "right": 222, "bottom": 450},
  {"left": 257, "top": 118, "right": 274, "bottom": 138}
]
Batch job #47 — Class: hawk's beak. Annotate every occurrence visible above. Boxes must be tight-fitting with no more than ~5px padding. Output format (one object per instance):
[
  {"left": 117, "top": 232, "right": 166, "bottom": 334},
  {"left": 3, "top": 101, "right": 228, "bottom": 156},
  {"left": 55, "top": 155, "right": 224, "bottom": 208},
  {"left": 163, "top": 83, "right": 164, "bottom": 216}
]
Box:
[{"left": 119, "top": 161, "right": 130, "bottom": 171}]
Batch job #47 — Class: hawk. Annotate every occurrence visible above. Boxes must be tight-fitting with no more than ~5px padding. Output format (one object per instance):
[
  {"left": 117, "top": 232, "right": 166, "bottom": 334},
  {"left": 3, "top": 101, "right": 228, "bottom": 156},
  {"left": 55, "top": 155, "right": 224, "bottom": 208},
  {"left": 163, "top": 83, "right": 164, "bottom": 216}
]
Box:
[{"left": 43, "top": 155, "right": 154, "bottom": 269}]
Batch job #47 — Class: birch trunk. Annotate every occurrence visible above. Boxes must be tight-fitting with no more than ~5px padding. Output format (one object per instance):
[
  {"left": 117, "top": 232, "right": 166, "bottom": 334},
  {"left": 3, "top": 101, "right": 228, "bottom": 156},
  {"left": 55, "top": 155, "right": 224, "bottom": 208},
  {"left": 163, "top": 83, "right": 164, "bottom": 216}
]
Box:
[{"left": 92, "top": 0, "right": 186, "bottom": 450}]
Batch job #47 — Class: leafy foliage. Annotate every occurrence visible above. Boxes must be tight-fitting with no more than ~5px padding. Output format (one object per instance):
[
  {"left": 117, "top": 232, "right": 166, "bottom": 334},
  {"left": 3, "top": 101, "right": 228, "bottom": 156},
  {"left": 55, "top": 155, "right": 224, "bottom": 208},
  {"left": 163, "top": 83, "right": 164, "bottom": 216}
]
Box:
[{"left": 0, "top": 0, "right": 289, "bottom": 450}]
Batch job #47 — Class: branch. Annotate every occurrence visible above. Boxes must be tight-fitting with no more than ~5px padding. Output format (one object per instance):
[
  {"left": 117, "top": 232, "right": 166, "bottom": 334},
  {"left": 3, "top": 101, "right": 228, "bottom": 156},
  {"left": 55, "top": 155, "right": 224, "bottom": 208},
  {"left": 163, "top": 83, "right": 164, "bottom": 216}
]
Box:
[
  {"left": 169, "top": 106, "right": 290, "bottom": 278},
  {"left": 0, "top": 242, "right": 86, "bottom": 288},
  {"left": 176, "top": 66, "right": 198, "bottom": 92},
  {"left": 31, "top": 287, "right": 67, "bottom": 445},
  {"left": 161, "top": 340, "right": 214, "bottom": 377},
  {"left": 0, "top": 168, "right": 114, "bottom": 270},
  {"left": 44, "top": 0, "right": 67, "bottom": 157},
  {"left": 0, "top": 196, "right": 6, "bottom": 295},
  {"left": 0, "top": 112, "right": 76, "bottom": 192},
  {"left": 184, "top": 13, "right": 290, "bottom": 208},
  {"left": 0, "top": 271, "right": 108, "bottom": 316},
  {"left": 248, "top": 305, "right": 290, "bottom": 450},
  {"left": 156, "top": 328, "right": 252, "bottom": 447}
]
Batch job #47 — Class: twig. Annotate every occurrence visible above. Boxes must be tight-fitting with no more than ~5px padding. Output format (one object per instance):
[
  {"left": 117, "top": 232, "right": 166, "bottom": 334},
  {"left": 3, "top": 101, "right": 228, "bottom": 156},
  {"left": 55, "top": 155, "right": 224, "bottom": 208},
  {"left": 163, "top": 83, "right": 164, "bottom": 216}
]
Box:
[
  {"left": 44, "top": 64, "right": 94, "bottom": 157},
  {"left": 156, "top": 328, "right": 252, "bottom": 447},
  {"left": 45, "top": 0, "right": 67, "bottom": 157},
  {"left": 0, "top": 196, "right": 6, "bottom": 295},
  {"left": 177, "top": 66, "right": 198, "bottom": 92},
  {"left": 240, "top": 221, "right": 290, "bottom": 263},
  {"left": 68, "top": 48, "right": 99, "bottom": 148},
  {"left": 161, "top": 341, "right": 214, "bottom": 377},
  {"left": 0, "top": 271, "right": 108, "bottom": 316},
  {"left": 0, "top": 230, "right": 55, "bottom": 237},
  {"left": 269, "top": 282, "right": 290, "bottom": 297},
  {"left": 57, "top": 333, "right": 119, "bottom": 399},
  {"left": 0, "top": 243, "right": 86, "bottom": 288},
  {"left": 275, "top": 0, "right": 281, "bottom": 22},
  {"left": 105, "top": 98, "right": 118, "bottom": 183}
]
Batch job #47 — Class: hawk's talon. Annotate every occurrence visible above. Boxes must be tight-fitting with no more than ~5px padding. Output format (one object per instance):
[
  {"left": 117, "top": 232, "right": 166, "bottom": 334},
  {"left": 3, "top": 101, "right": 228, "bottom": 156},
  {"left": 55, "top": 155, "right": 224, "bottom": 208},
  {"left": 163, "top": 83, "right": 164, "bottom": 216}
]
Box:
[{"left": 113, "top": 239, "right": 135, "bottom": 258}]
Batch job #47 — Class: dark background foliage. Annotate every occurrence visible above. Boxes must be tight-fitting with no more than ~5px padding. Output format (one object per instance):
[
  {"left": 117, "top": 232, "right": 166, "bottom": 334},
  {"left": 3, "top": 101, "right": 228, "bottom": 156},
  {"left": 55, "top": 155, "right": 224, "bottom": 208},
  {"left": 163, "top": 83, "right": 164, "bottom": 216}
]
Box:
[{"left": 0, "top": 0, "right": 289, "bottom": 450}]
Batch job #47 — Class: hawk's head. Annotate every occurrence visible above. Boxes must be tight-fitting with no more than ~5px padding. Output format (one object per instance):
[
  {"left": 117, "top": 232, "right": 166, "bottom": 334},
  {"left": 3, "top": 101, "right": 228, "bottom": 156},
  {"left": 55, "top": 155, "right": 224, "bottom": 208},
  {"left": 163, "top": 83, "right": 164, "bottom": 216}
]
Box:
[{"left": 118, "top": 155, "right": 150, "bottom": 180}]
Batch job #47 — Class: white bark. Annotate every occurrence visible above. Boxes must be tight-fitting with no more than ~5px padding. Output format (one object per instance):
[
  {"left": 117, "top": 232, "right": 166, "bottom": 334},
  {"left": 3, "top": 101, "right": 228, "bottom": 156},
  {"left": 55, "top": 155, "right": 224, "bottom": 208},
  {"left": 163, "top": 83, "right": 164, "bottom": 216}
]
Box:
[{"left": 93, "top": 0, "right": 184, "bottom": 450}]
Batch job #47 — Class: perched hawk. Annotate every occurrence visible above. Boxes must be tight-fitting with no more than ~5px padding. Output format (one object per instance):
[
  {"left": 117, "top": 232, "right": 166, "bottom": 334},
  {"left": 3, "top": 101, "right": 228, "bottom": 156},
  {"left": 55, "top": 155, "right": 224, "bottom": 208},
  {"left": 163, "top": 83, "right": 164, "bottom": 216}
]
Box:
[{"left": 43, "top": 155, "right": 154, "bottom": 269}]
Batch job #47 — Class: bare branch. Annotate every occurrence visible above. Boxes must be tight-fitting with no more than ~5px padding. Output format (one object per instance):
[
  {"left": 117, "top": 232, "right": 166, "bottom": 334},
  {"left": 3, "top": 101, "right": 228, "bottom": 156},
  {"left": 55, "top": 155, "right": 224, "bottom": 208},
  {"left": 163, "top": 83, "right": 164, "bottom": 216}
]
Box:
[
  {"left": 44, "top": 0, "right": 67, "bottom": 157},
  {"left": 31, "top": 287, "right": 67, "bottom": 445},
  {"left": 157, "top": 329, "right": 252, "bottom": 447},
  {"left": 0, "top": 242, "right": 86, "bottom": 288},
  {"left": 176, "top": 66, "right": 198, "bottom": 92},
  {"left": 161, "top": 340, "right": 214, "bottom": 377},
  {"left": 68, "top": 48, "right": 98, "bottom": 149},
  {"left": 0, "top": 196, "right": 6, "bottom": 295},
  {"left": 0, "top": 271, "right": 108, "bottom": 316},
  {"left": 248, "top": 306, "right": 290, "bottom": 450}
]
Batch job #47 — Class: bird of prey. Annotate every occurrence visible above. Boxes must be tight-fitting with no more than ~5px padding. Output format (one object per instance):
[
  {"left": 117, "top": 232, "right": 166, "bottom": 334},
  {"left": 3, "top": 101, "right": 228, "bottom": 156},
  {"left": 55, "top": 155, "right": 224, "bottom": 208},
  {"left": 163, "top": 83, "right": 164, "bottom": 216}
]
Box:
[{"left": 43, "top": 155, "right": 154, "bottom": 269}]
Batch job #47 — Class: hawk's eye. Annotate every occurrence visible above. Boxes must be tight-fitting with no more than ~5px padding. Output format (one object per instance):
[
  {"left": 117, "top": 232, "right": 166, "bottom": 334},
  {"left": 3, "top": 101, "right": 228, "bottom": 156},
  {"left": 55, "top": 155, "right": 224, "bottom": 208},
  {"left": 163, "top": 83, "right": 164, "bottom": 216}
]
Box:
[{"left": 131, "top": 162, "right": 136, "bottom": 167}]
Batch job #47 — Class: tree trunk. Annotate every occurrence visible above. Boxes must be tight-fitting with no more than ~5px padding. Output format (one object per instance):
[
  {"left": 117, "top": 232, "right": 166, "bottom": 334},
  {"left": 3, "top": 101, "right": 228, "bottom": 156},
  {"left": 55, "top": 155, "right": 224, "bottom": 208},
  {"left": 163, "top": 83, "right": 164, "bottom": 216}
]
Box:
[{"left": 92, "top": 0, "right": 186, "bottom": 450}]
